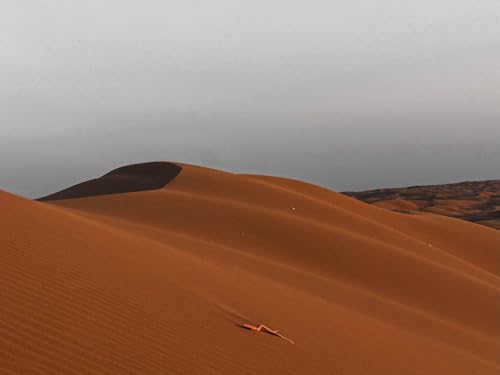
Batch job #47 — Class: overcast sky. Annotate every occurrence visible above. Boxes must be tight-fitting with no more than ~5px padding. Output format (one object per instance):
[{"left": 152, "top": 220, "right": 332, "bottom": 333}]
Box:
[{"left": 1, "top": 0, "right": 499, "bottom": 198}]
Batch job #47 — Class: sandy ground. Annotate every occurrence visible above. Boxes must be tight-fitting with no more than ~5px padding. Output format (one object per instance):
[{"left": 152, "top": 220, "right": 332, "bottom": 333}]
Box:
[{"left": 1, "top": 162, "right": 499, "bottom": 374}]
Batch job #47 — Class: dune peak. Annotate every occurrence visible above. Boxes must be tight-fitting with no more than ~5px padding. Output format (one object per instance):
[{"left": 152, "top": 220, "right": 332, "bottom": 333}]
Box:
[{"left": 38, "top": 161, "right": 181, "bottom": 201}]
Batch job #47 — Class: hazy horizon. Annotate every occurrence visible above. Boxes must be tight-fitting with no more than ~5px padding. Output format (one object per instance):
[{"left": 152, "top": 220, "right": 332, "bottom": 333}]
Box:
[{"left": 2, "top": 0, "right": 499, "bottom": 198}]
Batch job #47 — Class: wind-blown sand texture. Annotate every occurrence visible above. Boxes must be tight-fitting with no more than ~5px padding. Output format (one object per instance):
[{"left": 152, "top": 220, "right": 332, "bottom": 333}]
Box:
[
  {"left": 1, "top": 162, "right": 499, "bottom": 374},
  {"left": 345, "top": 179, "right": 500, "bottom": 230}
]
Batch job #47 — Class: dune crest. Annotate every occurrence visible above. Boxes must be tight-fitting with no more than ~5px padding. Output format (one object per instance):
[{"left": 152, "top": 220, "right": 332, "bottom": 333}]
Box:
[
  {"left": 1, "top": 162, "right": 499, "bottom": 374},
  {"left": 38, "top": 161, "right": 181, "bottom": 201}
]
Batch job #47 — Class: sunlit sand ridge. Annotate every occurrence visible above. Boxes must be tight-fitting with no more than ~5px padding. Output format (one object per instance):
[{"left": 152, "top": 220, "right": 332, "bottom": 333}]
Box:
[{"left": 1, "top": 162, "right": 498, "bottom": 374}]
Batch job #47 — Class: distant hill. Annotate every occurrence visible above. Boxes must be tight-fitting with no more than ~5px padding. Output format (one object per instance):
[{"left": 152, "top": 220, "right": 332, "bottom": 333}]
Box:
[{"left": 344, "top": 180, "right": 500, "bottom": 230}]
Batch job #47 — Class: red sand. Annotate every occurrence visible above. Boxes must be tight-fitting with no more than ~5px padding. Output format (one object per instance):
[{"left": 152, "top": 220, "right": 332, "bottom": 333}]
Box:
[{"left": 1, "top": 162, "right": 499, "bottom": 374}]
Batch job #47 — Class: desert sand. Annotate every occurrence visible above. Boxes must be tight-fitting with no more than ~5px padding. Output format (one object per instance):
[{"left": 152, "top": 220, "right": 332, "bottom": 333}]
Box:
[{"left": 1, "top": 162, "right": 499, "bottom": 374}]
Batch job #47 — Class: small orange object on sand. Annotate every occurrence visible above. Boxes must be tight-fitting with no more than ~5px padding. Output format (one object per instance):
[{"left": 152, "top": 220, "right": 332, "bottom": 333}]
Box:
[
  {"left": 241, "top": 324, "right": 294, "bottom": 344},
  {"left": 242, "top": 324, "right": 259, "bottom": 331}
]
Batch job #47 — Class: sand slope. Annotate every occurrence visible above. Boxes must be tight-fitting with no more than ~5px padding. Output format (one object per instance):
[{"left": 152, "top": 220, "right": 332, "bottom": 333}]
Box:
[{"left": 1, "top": 162, "right": 499, "bottom": 374}]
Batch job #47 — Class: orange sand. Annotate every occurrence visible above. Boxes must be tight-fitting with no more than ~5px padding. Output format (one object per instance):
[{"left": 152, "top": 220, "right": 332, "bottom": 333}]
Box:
[{"left": 1, "top": 162, "right": 498, "bottom": 374}]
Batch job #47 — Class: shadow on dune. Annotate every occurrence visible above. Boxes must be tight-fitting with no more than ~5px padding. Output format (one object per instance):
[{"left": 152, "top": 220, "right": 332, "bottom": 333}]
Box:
[{"left": 38, "top": 162, "right": 182, "bottom": 201}]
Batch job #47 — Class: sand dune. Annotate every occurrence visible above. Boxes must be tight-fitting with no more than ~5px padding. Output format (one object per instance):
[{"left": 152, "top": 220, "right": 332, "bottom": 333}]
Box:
[
  {"left": 345, "top": 179, "right": 500, "bottom": 230},
  {"left": 1, "top": 162, "right": 499, "bottom": 374},
  {"left": 38, "top": 162, "right": 181, "bottom": 201}
]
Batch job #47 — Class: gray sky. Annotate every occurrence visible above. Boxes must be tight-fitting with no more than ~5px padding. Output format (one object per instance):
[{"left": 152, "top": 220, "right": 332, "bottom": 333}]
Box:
[{"left": 1, "top": 0, "right": 499, "bottom": 198}]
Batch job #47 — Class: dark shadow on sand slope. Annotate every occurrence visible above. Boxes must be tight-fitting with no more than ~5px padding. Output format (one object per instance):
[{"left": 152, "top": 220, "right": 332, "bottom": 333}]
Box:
[{"left": 38, "top": 162, "right": 182, "bottom": 201}]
